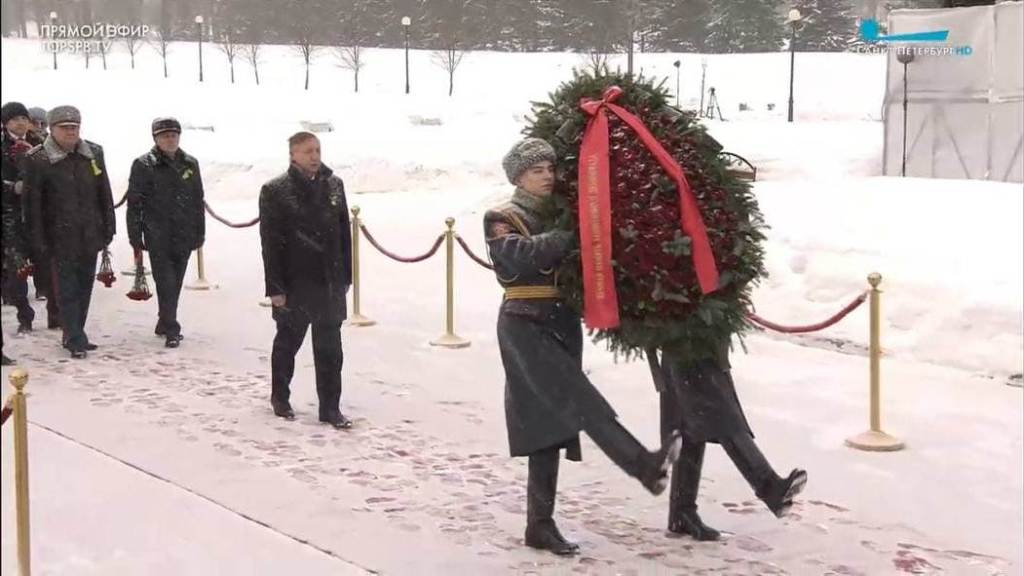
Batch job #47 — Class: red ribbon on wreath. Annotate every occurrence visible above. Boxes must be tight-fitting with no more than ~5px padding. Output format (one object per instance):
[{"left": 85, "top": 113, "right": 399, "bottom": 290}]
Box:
[{"left": 577, "top": 86, "right": 720, "bottom": 329}]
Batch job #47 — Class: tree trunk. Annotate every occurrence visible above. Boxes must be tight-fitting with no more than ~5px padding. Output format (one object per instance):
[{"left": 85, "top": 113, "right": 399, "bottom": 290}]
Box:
[
  {"left": 131, "top": 51, "right": 135, "bottom": 69},
  {"left": 254, "top": 63, "right": 260, "bottom": 85},
  {"left": 163, "top": 55, "right": 168, "bottom": 78},
  {"left": 230, "top": 60, "right": 234, "bottom": 83}
]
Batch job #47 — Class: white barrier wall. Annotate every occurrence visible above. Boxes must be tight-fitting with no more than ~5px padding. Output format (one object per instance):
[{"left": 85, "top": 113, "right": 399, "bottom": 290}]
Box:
[{"left": 883, "top": 2, "right": 1023, "bottom": 182}]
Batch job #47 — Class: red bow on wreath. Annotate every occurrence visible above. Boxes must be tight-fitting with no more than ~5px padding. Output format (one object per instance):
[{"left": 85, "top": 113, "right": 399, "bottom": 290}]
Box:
[{"left": 577, "top": 85, "right": 719, "bottom": 329}]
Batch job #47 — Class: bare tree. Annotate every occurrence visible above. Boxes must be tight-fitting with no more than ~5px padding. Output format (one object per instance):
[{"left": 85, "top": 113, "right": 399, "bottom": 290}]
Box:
[
  {"left": 241, "top": 43, "right": 262, "bottom": 85},
  {"left": 218, "top": 31, "right": 239, "bottom": 83},
  {"left": 426, "top": 0, "right": 482, "bottom": 97},
  {"left": 123, "top": 33, "right": 142, "bottom": 69},
  {"left": 294, "top": 39, "right": 319, "bottom": 91},
  {"left": 149, "top": 26, "right": 174, "bottom": 78},
  {"left": 332, "top": 0, "right": 378, "bottom": 94},
  {"left": 583, "top": 51, "right": 610, "bottom": 74},
  {"left": 432, "top": 48, "right": 464, "bottom": 97},
  {"left": 334, "top": 46, "right": 365, "bottom": 93}
]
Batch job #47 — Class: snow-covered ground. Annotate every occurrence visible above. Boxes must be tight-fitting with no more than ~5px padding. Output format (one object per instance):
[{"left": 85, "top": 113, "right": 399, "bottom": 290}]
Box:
[{"left": 1, "top": 38, "right": 1022, "bottom": 575}]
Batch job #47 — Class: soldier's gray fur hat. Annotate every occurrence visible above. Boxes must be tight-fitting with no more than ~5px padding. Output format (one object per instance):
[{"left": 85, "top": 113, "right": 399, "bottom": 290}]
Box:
[{"left": 502, "top": 137, "right": 556, "bottom": 185}]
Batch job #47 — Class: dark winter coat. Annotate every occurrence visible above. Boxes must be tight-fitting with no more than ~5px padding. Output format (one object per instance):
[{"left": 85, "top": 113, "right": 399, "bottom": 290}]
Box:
[
  {"left": 259, "top": 164, "right": 352, "bottom": 325},
  {"left": 486, "top": 188, "right": 617, "bottom": 461},
  {"left": 23, "top": 136, "right": 116, "bottom": 260},
  {"left": 1, "top": 129, "right": 43, "bottom": 258},
  {"left": 657, "top": 345, "right": 753, "bottom": 443},
  {"left": 126, "top": 146, "right": 206, "bottom": 254}
]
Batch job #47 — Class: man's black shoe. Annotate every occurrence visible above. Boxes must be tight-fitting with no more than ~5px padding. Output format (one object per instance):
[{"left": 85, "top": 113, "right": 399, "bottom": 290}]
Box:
[
  {"left": 320, "top": 412, "right": 353, "bottom": 429},
  {"left": 272, "top": 401, "right": 295, "bottom": 420},
  {"left": 70, "top": 349, "right": 87, "bottom": 359},
  {"left": 47, "top": 317, "right": 60, "bottom": 330},
  {"left": 165, "top": 335, "right": 183, "bottom": 349},
  {"left": 17, "top": 322, "right": 32, "bottom": 334}
]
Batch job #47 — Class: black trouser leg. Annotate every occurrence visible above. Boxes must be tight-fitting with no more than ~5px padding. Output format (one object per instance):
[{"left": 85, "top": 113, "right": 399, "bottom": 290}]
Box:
[
  {"left": 721, "top": 433, "right": 780, "bottom": 498},
  {"left": 310, "top": 321, "right": 343, "bottom": 419},
  {"left": 527, "top": 446, "right": 560, "bottom": 526},
  {"left": 36, "top": 256, "right": 59, "bottom": 326},
  {"left": 150, "top": 251, "right": 190, "bottom": 337},
  {"left": 270, "top": 307, "right": 309, "bottom": 404},
  {"left": 55, "top": 255, "right": 96, "bottom": 351},
  {"left": 3, "top": 268, "right": 34, "bottom": 327}
]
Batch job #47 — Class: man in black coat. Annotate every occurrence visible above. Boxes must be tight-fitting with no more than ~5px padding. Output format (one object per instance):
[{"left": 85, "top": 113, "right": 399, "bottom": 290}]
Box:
[
  {"left": 259, "top": 132, "right": 352, "bottom": 429},
  {"left": 487, "top": 138, "right": 683, "bottom": 557},
  {"left": 1, "top": 101, "right": 44, "bottom": 333},
  {"left": 127, "top": 117, "right": 205, "bottom": 348},
  {"left": 23, "top": 106, "right": 116, "bottom": 359}
]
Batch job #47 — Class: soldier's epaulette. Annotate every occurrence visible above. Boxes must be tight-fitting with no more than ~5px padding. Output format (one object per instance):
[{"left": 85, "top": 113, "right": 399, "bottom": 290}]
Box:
[
  {"left": 484, "top": 202, "right": 516, "bottom": 222},
  {"left": 485, "top": 204, "right": 531, "bottom": 237},
  {"left": 25, "top": 144, "right": 45, "bottom": 159}
]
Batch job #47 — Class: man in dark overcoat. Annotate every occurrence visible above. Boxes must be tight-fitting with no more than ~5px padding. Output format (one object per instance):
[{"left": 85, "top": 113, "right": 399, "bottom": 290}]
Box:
[
  {"left": 23, "top": 105, "right": 115, "bottom": 359},
  {"left": 127, "top": 117, "right": 205, "bottom": 348},
  {"left": 259, "top": 131, "right": 352, "bottom": 429}
]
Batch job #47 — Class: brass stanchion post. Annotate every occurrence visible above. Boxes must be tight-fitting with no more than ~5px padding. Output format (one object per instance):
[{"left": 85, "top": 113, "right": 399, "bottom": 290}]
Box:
[
  {"left": 345, "top": 206, "right": 375, "bottom": 326},
  {"left": 846, "top": 273, "right": 904, "bottom": 452},
  {"left": 186, "top": 247, "right": 217, "bottom": 291},
  {"left": 11, "top": 368, "right": 32, "bottom": 575},
  {"left": 430, "top": 217, "right": 470, "bottom": 348}
]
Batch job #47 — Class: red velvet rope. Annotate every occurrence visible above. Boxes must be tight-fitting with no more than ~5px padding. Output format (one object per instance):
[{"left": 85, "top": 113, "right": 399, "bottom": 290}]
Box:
[
  {"left": 204, "top": 201, "right": 260, "bottom": 228},
  {"left": 746, "top": 292, "right": 868, "bottom": 334},
  {"left": 455, "top": 234, "right": 494, "bottom": 270},
  {"left": 359, "top": 224, "right": 444, "bottom": 263},
  {"left": 0, "top": 398, "right": 12, "bottom": 426}
]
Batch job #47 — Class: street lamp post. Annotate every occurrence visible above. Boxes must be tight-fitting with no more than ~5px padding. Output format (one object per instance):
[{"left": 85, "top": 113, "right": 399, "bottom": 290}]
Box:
[
  {"left": 673, "top": 60, "right": 681, "bottom": 108},
  {"left": 699, "top": 58, "right": 707, "bottom": 118},
  {"left": 50, "top": 11, "right": 58, "bottom": 70},
  {"left": 787, "top": 8, "right": 802, "bottom": 123},
  {"left": 402, "top": 16, "right": 411, "bottom": 94},
  {"left": 195, "top": 15, "right": 204, "bottom": 82},
  {"left": 897, "top": 51, "right": 915, "bottom": 177}
]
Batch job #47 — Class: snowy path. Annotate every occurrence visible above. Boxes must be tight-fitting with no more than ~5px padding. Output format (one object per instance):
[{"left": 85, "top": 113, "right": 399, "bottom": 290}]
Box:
[{"left": 2, "top": 254, "right": 1019, "bottom": 574}]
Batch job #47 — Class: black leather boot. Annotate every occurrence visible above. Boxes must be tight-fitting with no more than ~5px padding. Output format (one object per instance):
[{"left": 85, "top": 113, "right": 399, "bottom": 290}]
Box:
[
  {"left": 524, "top": 448, "right": 579, "bottom": 556},
  {"left": 722, "top": 434, "right": 807, "bottom": 518},
  {"left": 637, "top": 431, "right": 683, "bottom": 496},
  {"left": 667, "top": 439, "right": 721, "bottom": 540},
  {"left": 759, "top": 468, "right": 808, "bottom": 518}
]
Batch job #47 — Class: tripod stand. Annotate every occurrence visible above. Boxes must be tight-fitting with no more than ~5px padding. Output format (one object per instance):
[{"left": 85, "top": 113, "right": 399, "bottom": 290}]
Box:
[{"left": 705, "top": 87, "right": 724, "bottom": 121}]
